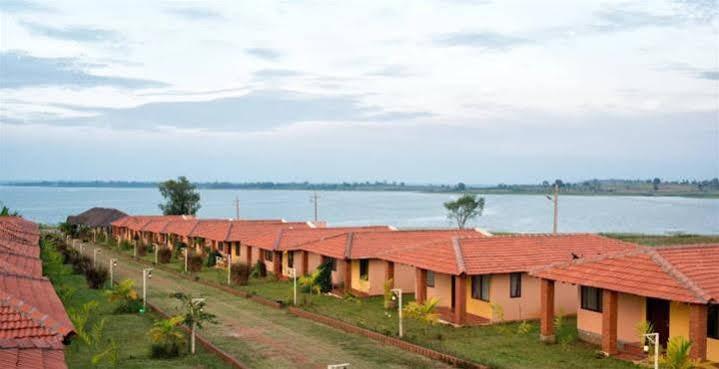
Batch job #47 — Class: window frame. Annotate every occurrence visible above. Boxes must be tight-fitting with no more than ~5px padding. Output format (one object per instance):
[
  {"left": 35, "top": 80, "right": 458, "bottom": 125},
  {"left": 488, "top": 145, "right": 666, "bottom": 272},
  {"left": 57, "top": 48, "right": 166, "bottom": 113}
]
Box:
[
  {"left": 709, "top": 304, "right": 719, "bottom": 340},
  {"left": 471, "top": 275, "right": 490, "bottom": 301},
  {"left": 359, "top": 259, "right": 369, "bottom": 281},
  {"left": 287, "top": 251, "right": 294, "bottom": 268},
  {"left": 509, "top": 272, "right": 522, "bottom": 298},
  {"left": 580, "top": 286, "right": 603, "bottom": 312},
  {"left": 426, "top": 271, "right": 435, "bottom": 288},
  {"left": 264, "top": 249, "right": 273, "bottom": 261}
]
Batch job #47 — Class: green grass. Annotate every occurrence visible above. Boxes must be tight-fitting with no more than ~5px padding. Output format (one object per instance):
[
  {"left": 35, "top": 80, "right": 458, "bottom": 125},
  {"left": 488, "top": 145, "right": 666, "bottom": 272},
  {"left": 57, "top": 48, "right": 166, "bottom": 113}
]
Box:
[
  {"left": 602, "top": 233, "right": 719, "bottom": 246},
  {"left": 44, "top": 249, "right": 234, "bottom": 369}
]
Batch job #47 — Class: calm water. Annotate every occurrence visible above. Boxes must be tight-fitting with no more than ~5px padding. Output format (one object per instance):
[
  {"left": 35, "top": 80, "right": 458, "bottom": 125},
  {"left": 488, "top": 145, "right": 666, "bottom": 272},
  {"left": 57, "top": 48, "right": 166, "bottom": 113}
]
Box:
[{"left": 0, "top": 186, "right": 717, "bottom": 234}]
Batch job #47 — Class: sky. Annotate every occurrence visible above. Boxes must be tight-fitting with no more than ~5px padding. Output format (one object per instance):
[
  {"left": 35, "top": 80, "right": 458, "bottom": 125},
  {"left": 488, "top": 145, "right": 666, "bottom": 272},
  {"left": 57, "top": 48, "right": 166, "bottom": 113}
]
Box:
[{"left": 0, "top": 0, "right": 717, "bottom": 184}]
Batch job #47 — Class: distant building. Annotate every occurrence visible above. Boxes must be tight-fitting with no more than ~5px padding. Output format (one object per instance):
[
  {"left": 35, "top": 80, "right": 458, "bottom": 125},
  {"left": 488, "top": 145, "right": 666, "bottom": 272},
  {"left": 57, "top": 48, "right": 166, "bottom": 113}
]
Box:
[{"left": 67, "top": 207, "right": 127, "bottom": 240}]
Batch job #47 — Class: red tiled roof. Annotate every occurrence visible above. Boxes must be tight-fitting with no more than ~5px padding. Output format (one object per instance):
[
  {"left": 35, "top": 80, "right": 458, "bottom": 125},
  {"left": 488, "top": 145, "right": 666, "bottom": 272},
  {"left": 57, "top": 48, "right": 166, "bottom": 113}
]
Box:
[
  {"left": 531, "top": 243, "right": 719, "bottom": 304},
  {"left": 162, "top": 218, "right": 200, "bottom": 237},
  {"left": 300, "top": 229, "right": 483, "bottom": 260},
  {"left": 0, "top": 217, "right": 74, "bottom": 369},
  {"left": 275, "top": 226, "right": 393, "bottom": 251},
  {"left": 377, "top": 233, "right": 638, "bottom": 276},
  {"left": 189, "top": 219, "right": 233, "bottom": 241}
]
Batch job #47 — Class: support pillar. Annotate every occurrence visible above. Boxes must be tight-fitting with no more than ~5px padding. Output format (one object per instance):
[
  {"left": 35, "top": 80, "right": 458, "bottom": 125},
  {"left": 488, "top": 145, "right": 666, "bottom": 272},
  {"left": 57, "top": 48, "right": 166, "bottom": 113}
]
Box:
[
  {"left": 246, "top": 245, "right": 252, "bottom": 265},
  {"left": 453, "top": 275, "right": 467, "bottom": 325},
  {"left": 602, "top": 289, "right": 618, "bottom": 355},
  {"left": 540, "top": 279, "right": 556, "bottom": 343},
  {"left": 689, "top": 303, "right": 708, "bottom": 361},
  {"left": 301, "top": 251, "right": 309, "bottom": 276},
  {"left": 415, "top": 268, "right": 427, "bottom": 304},
  {"left": 385, "top": 261, "right": 395, "bottom": 288},
  {"left": 272, "top": 251, "right": 282, "bottom": 276},
  {"left": 344, "top": 260, "right": 352, "bottom": 293}
]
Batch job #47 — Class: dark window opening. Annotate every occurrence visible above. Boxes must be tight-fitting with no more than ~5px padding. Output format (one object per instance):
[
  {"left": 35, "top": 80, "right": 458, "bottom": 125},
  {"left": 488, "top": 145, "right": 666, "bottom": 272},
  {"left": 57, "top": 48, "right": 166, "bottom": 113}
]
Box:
[
  {"left": 288, "top": 252, "right": 294, "bottom": 268},
  {"left": 709, "top": 305, "right": 719, "bottom": 339},
  {"left": 359, "top": 259, "right": 369, "bottom": 280},
  {"left": 510, "top": 273, "right": 522, "bottom": 298},
  {"left": 426, "top": 271, "right": 435, "bottom": 287},
  {"left": 581, "top": 286, "right": 603, "bottom": 312},
  {"left": 264, "top": 250, "right": 273, "bottom": 261},
  {"left": 471, "top": 275, "right": 490, "bottom": 301}
]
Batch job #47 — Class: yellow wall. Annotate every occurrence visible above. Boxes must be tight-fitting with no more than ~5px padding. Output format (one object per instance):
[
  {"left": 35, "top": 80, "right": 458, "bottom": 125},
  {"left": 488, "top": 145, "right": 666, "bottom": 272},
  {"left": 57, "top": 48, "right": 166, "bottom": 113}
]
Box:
[
  {"left": 351, "top": 260, "right": 370, "bottom": 293},
  {"left": 669, "top": 301, "right": 690, "bottom": 340},
  {"left": 465, "top": 278, "right": 493, "bottom": 319},
  {"left": 427, "top": 273, "right": 452, "bottom": 308},
  {"left": 708, "top": 338, "right": 719, "bottom": 362}
]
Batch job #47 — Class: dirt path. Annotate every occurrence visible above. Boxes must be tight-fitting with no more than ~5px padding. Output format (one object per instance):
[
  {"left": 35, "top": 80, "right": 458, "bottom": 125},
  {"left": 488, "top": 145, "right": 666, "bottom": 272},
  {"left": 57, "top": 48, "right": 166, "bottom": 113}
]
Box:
[{"left": 79, "top": 241, "right": 454, "bottom": 369}]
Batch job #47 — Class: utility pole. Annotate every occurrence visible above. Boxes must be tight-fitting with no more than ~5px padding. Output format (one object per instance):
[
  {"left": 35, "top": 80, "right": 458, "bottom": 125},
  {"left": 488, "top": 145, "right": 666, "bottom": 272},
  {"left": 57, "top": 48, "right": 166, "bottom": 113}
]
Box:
[
  {"left": 310, "top": 191, "right": 319, "bottom": 222},
  {"left": 234, "top": 197, "right": 240, "bottom": 220},
  {"left": 553, "top": 183, "right": 559, "bottom": 234}
]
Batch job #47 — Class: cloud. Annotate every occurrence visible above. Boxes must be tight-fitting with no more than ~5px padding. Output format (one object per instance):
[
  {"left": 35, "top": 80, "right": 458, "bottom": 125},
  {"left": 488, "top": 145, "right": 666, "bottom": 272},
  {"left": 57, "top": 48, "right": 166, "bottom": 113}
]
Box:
[
  {"left": 366, "top": 65, "right": 412, "bottom": 77},
  {"left": 592, "top": 8, "right": 679, "bottom": 32},
  {"left": 0, "top": 0, "right": 52, "bottom": 13},
  {"left": 14, "top": 90, "right": 432, "bottom": 131},
  {"left": 435, "top": 31, "right": 531, "bottom": 50},
  {"left": 165, "top": 6, "right": 223, "bottom": 20},
  {"left": 253, "top": 69, "right": 302, "bottom": 78},
  {"left": 697, "top": 71, "right": 719, "bottom": 80},
  {"left": 245, "top": 48, "right": 281, "bottom": 60},
  {"left": 0, "top": 51, "right": 168, "bottom": 89},
  {"left": 19, "top": 21, "right": 120, "bottom": 43},
  {"left": 660, "top": 62, "right": 719, "bottom": 81},
  {"left": 674, "top": 0, "right": 719, "bottom": 22}
]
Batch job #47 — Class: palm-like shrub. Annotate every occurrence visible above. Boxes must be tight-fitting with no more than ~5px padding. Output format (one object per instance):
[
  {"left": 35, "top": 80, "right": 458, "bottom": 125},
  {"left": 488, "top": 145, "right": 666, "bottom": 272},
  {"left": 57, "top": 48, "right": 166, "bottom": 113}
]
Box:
[
  {"left": 403, "top": 297, "right": 440, "bottom": 324},
  {"left": 187, "top": 253, "right": 204, "bottom": 272},
  {"left": 157, "top": 247, "right": 172, "bottom": 264},
  {"left": 383, "top": 279, "right": 396, "bottom": 310},
  {"left": 231, "top": 263, "right": 250, "bottom": 285},
  {"left": 148, "top": 316, "right": 185, "bottom": 358},
  {"left": 105, "top": 279, "right": 141, "bottom": 313},
  {"left": 250, "top": 260, "right": 267, "bottom": 278},
  {"left": 85, "top": 266, "right": 109, "bottom": 289}
]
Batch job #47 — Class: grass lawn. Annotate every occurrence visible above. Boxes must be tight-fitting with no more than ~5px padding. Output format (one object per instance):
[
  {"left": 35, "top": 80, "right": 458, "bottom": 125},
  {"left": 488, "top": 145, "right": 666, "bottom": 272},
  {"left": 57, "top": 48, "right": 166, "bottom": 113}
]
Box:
[
  {"left": 602, "top": 233, "right": 719, "bottom": 246},
  {"left": 46, "top": 251, "right": 235, "bottom": 369}
]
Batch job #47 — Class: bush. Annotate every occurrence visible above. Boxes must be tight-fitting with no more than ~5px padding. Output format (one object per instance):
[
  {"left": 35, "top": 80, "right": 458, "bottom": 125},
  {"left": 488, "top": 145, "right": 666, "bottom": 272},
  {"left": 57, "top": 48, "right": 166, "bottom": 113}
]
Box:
[
  {"left": 157, "top": 247, "right": 172, "bottom": 264},
  {"left": 72, "top": 255, "right": 92, "bottom": 275},
  {"left": 150, "top": 343, "right": 180, "bottom": 358},
  {"left": 137, "top": 243, "right": 148, "bottom": 257},
  {"left": 250, "top": 260, "right": 267, "bottom": 278},
  {"left": 315, "top": 261, "right": 333, "bottom": 293},
  {"left": 187, "top": 253, "right": 204, "bottom": 273},
  {"left": 206, "top": 250, "right": 221, "bottom": 268},
  {"left": 231, "top": 263, "right": 250, "bottom": 285},
  {"left": 106, "top": 279, "right": 141, "bottom": 313},
  {"left": 85, "top": 266, "right": 109, "bottom": 289},
  {"left": 119, "top": 240, "right": 133, "bottom": 251}
]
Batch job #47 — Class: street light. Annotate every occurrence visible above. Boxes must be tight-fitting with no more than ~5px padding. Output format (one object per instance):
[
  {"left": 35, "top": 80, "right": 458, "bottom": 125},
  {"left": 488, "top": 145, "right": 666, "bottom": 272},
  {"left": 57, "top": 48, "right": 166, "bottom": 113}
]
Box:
[
  {"left": 154, "top": 244, "right": 159, "bottom": 264},
  {"left": 142, "top": 268, "right": 153, "bottom": 311},
  {"left": 109, "top": 258, "right": 117, "bottom": 286},
  {"left": 190, "top": 297, "right": 206, "bottom": 354},
  {"left": 93, "top": 248, "right": 101, "bottom": 268},
  {"left": 226, "top": 253, "right": 232, "bottom": 286},
  {"left": 391, "top": 288, "right": 403, "bottom": 338},
  {"left": 184, "top": 248, "right": 188, "bottom": 273},
  {"left": 327, "top": 364, "right": 350, "bottom": 369},
  {"left": 288, "top": 267, "right": 297, "bottom": 306},
  {"left": 643, "top": 332, "right": 659, "bottom": 369}
]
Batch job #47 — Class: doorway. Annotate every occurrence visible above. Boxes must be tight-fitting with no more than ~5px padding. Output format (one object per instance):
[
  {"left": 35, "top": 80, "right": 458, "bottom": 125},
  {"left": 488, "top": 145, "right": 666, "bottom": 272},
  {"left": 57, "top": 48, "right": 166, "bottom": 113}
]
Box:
[
  {"left": 451, "top": 276, "right": 456, "bottom": 309},
  {"left": 646, "top": 298, "right": 670, "bottom": 347}
]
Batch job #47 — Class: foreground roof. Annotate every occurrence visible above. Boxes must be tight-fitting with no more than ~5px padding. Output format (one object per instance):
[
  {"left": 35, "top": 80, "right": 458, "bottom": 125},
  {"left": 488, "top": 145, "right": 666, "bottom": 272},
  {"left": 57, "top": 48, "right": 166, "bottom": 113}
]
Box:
[
  {"left": 531, "top": 243, "right": 719, "bottom": 304},
  {"left": 301, "top": 229, "right": 485, "bottom": 260},
  {"left": 66, "top": 207, "right": 127, "bottom": 228},
  {"left": 275, "top": 226, "right": 394, "bottom": 252},
  {"left": 377, "top": 233, "right": 638, "bottom": 275},
  {"left": 0, "top": 217, "right": 74, "bottom": 369}
]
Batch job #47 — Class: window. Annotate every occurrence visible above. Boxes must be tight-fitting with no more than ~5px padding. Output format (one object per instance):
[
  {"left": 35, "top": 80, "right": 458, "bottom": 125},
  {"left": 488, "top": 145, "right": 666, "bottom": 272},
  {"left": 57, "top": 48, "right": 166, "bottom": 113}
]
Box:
[
  {"left": 359, "top": 259, "right": 369, "bottom": 280},
  {"left": 581, "top": 286, "right": 603, "bottom": 312},
  {"left": 471, "top": 275, "right": 490, "bottom": 301},
  {"left": 234, "top": 243, "right": 240, "bottom": 256},
  {"left": 426, "top": 271, "right": 435, "bottom": 287},
  {"left": 709, "top": 305, "right": 719, "bottom": 339},
  {"left": 287, "top": 252, "right": 294, "bottom": 268},
  {"left": 264, "top": 250, "right": 273, "bottom": 261},
  {"left": 510, "top": 273, "right": 522, "bottom": 298}
]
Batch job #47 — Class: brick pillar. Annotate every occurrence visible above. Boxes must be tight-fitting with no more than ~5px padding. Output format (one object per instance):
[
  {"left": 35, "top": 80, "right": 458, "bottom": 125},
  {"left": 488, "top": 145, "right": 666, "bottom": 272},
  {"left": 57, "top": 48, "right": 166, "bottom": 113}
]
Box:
[
  {"left": 246, "top": 246, "right": 252, "bottom": 265},
  {"left": 273, "top": 251, "right": 282, "bottom": 275},
  {"left": 689, "top": 303, "right": 708, "bottom": 361},
  {"left": 602, "top": 289, "right": 618, "bottom": 355},
  {"left": 540, "top": 279, "right": 556, "bottom": 343},
  {"left": 301, "top": 251, "right": 309, "bottom": 276},
  {"left": 385, "top": 261, "right": 395, "bottom": 288},
  {"left": 415, "top": 268, "right": 427, "bottom": 304},
  {"left": 343, "top": 260, "right": 352, "bottom": 292},
  {"left": 453, "top": 275, "right": 467, "bottom": 325}
]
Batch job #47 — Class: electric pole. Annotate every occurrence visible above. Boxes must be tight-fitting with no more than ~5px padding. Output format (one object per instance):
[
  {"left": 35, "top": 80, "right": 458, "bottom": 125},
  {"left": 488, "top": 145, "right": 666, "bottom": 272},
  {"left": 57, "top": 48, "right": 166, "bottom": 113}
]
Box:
[
  {"left": 310, "top": 191, "right": 319, "bottom": 222},
  {"left": 234, "top": 197, "right": 240, "bottom": 220}
]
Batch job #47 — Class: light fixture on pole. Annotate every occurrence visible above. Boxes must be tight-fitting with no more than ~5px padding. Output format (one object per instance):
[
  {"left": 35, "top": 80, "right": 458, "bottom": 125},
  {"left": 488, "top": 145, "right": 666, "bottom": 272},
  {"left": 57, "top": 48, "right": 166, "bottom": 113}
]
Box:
[
  {"left": 142, "top": 268, "right": 153, "bottom": 312},
  {"left": 109, "top": 258, "right": 117, "bottom": 286},
  {"left": 327, "top": 364, "right": 350, "bottom": 369},
  {"left": 390, "top": 288, "right": 403, "bottom": 338},
  {"left": 93, "top": 248, "right": 101, "bottom": 268},
  {"left": 545, "top": 183, "right": 559, "bottom": 234},
  {"left": 154, "top": 243, "right": 159, "bottom": 264},
  {"left": 183, "top": 247, "right": 188, "bottom": 273},
  {"left": 190, "top": 297, "right": 206, "bottom": 354},
  {"left": 226, "top": 253, "right": 231, "bottom": 286},
  {"left": 643, "top": 332, "right": 659, "bottom": 369},
  {"left": 288, "top": 267, "right": 297, "bottom": 306}
]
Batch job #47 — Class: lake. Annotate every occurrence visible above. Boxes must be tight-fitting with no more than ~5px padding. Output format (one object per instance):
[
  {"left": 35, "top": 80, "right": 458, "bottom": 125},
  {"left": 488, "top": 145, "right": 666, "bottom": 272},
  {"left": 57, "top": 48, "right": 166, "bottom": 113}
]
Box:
[{"left": 0, "top": 186, "right": 717, "bottom": 234}]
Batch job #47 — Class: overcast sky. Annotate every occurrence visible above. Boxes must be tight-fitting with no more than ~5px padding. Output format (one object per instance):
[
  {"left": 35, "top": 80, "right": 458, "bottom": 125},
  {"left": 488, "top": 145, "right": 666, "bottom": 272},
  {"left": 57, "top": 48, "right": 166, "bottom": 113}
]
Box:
[{"left": 0, "top": 0, "right": 717, "bottom": 184}]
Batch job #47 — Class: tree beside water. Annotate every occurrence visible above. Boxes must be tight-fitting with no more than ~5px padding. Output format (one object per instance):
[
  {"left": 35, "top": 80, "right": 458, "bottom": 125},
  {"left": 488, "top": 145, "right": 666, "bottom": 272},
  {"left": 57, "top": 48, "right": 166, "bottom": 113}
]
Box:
[
  {"left": 158, "top": 176, "right": 201, "bottom": 216},
  {"left": 444, "top": 194, "right": 485, "bottom": 229}
]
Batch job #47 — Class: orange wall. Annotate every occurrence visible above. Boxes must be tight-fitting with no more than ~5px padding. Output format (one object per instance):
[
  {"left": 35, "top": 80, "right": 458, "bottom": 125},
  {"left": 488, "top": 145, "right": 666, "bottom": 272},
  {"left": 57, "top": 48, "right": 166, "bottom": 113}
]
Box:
[
  {"left": 577, "top": 291, "right": 646, "bottom": 344},
  {"left": 427, "top": 272, "right": 453, "bottom": 308},
  {"left": 394, "top": 263, "right": 415, "bottom": 293}
]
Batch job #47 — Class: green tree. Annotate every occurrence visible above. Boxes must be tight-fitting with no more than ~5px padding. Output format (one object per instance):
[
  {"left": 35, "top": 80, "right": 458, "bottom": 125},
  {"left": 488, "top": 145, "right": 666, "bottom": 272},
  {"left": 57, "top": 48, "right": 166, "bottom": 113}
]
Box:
[
  {"left": 444, "top": 194, "right": 485, "bottom": 229},
  {"left": 653, "top": 177, "right": 661, "bottom": 191},
  {"left": 170, "top": 292, "right": 217, "bottom": 354},
  {"left": 148, "top": 316, "right": 185, "bottom": 358},
  {"left": 158, "top": 176, "right": 201, "bottom": 215}
]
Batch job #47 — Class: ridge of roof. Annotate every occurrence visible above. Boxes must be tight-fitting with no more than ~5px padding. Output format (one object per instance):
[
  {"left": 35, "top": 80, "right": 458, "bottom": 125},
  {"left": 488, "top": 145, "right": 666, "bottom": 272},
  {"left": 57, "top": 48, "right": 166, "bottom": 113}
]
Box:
[
  {"left": 645, "top": 248, "right": 713, "bottom": 304},
  {"left": 272, "top": 228, "right": 285, "bottom": 250},
  {"left": 452, "top": 237, "right": 466, "bottom": 274},
  {"left": 530, "top": 247, "right": 644, "bottom": 275},
  {"left": 223, "top": 222, "right": 234, "bottom": 242},
  {"left": 652, "top": 243, "right": 719, "bottom": 250},
  {"left": 187, "top": 221, "right": 200, "bottom": 237},
  {"left": 344, "top": 232, "right": 354, "bottom": 259}
]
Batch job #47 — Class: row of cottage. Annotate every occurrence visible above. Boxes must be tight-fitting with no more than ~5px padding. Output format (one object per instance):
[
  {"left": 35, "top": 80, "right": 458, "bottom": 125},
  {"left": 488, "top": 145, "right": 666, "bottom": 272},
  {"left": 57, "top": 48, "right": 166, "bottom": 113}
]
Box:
[{"left": 94, "top": 212, "right": 717, "bottom": 362}]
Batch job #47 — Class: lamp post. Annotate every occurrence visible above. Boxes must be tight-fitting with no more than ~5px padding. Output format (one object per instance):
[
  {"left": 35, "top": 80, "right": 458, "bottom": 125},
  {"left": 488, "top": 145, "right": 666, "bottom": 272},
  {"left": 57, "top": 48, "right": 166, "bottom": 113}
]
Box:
[
  {"left": 391, "top": 288, "right": 403, "bottom": 338},
  {"left": 184, "top": 248, "right": 188, "bottom": 273},
  {"left": 288, "top": 268, "right": 297, "bottom": 306},
  {"left": 109, "top": 258, "right": 117, "bottom": 286},
  {"left": 545, "top": 183, "right": 559, "bottom": 234},
  {"left": 190, "top": 298, "right": 206, "bottom": 354},
  {"left": 226, "top": 253, "right": 231, "bottom": 286},
  {"left": 643, "top": 332, "right": 659, "bottom": 369},
  {"left": 155, "top": 244, "right": 159, "bottom": 264},
  {"left": 142, "top": 268, "right": 153, "bottom": 311},
  {"left": 93, "top": 248, "right": 101, "bottom": 268}
]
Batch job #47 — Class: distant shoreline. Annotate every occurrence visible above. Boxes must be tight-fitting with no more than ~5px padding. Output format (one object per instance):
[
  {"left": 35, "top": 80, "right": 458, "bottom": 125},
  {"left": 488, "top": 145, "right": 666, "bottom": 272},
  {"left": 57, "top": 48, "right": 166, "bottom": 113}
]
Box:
[{"left": 2, "top": 181, "right": 718, "bottom": 199}]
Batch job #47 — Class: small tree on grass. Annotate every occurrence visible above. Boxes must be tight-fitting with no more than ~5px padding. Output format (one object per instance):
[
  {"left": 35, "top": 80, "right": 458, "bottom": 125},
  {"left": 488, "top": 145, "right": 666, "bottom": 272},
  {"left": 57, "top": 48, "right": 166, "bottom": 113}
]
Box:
[
  {"left": 105, "top": 279, "right": 141, "bottom": 313},
  {"left": 158, "top": 176, "right": 201, "bottom": 216},
  {"left": 170, "top": 292, "right": 217, "bottom": 355},
  {"left": 315, "top": 261, "right": 333, "bottom": 293},
  {"left": 250, "top": 260, "right": 267, "bottom": 278},
  {"left": 148, "top": 316, "right": 185, "bottom": 358},
  {"left": 444, "top": 194, "right": 485, "bottom": 229},
  {"left": 403, "top": 297, "right": 440, "bottom": 324}
]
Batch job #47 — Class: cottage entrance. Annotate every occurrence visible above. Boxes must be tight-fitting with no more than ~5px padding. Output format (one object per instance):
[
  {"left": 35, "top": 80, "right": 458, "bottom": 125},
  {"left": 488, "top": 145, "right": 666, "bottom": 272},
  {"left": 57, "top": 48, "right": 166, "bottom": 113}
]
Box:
[
  {"left": 450, "top": 276, "right": 456, "bottom": 309},
  {"left": 646, "top": 298, "right": 670, "bottom": 347}
]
